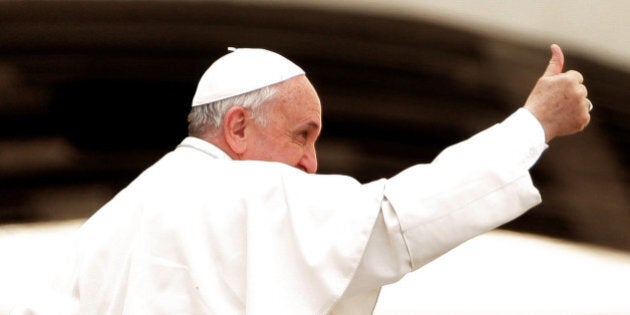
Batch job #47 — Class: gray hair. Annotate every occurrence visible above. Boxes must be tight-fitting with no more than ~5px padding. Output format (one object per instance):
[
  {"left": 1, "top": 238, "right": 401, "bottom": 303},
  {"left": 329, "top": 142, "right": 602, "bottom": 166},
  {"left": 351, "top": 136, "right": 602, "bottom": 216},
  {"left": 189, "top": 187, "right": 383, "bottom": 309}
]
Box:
[{"left": 187, "top": 85, "right": 278, "bottom": 137}]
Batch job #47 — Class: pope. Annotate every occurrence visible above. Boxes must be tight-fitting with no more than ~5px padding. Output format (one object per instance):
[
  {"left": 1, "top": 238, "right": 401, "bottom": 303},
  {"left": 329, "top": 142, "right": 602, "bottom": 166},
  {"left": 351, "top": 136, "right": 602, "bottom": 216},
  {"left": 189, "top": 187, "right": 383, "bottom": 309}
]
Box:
[{"left": 15, "top": 44, "right": 590, "bottom": 314}]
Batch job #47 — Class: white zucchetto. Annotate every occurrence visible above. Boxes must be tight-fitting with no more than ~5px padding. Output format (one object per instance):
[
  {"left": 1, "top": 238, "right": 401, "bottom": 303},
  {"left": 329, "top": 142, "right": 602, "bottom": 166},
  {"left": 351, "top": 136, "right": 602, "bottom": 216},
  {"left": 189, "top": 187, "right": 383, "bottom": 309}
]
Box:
[{"left": 191, "top": 47, "right": 305, "bottom": 107}]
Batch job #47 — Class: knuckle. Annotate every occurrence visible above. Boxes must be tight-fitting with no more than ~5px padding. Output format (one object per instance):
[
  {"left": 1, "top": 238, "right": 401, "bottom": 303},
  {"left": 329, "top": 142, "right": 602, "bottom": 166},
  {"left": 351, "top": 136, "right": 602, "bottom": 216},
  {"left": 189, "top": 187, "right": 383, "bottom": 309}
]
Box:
[
  {"left": 568, "top": 84, "right": 587, "bottom": 99},
  {"left": 557, "top": 75, "right": 573, "bottom": 87},
  {"left": 579, "top": 113, "right": 590, "bottom": 127},
  {"left": 567, "top": 70, "right": 584, "bottom": 80},
  {"left": 579, "top": 84, "right": 588, "bottom": 97}
]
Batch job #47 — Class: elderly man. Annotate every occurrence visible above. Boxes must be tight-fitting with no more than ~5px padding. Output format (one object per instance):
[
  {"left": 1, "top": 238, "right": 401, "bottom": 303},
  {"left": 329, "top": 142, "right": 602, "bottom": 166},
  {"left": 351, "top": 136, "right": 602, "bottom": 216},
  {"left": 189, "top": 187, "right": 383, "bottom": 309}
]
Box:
[{"left": 21, "top": 44, "right": 589, "bottom": 314}]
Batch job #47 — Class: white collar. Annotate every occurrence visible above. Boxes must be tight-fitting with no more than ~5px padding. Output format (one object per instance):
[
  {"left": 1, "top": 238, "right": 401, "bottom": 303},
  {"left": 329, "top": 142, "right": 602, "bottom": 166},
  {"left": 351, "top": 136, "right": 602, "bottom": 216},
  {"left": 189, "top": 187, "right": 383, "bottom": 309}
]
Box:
[{"left": 176, "top": 137, "right": 232, "bottom": 160}]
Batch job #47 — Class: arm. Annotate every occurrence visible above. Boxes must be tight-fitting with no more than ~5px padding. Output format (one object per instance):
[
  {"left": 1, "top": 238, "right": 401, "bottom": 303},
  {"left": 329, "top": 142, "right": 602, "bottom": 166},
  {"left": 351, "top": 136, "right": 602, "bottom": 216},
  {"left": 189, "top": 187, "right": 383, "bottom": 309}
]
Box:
[
  {"left": 385, "top": 108, "right": 546, "bottom": 271},
  {"left": 334, "top": 109, "right": 546, "bottom": 311},
  {"left": 337, "top": 44, "right": 591, "bottom": 302}
]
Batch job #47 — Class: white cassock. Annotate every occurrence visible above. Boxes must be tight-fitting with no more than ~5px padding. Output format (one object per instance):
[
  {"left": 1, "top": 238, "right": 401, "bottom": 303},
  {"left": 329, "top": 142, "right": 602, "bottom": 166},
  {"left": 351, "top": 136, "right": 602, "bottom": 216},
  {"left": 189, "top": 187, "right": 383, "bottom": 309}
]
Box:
[{"left": 14, "top": 109, "right": 546, "bottom": 314}]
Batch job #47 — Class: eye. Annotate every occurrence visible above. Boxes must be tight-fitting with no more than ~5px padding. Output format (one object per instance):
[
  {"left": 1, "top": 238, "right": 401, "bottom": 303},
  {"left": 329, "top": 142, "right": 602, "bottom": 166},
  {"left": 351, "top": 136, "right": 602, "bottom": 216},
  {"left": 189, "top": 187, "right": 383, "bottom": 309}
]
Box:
[{"left": 293, "top": 130, "right": 308, "bottom": 144}]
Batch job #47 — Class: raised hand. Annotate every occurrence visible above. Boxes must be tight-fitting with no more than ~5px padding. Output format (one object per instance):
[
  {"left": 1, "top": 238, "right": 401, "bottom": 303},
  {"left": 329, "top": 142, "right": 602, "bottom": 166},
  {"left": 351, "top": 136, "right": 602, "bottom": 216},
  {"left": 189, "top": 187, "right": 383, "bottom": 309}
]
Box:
[{"left": 524, "top": 44, "right": 591, "bottom": 143}]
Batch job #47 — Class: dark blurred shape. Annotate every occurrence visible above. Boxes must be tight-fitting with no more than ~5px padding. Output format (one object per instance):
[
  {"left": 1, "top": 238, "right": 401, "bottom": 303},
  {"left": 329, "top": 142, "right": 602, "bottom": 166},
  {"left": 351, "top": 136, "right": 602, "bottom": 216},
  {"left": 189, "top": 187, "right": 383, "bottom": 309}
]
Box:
[
  {"left": 50, "top": 80, "right": 191, "bottom": 151},
  {"left": 0, "top": 0, "right": 628, "bottom": 251}
]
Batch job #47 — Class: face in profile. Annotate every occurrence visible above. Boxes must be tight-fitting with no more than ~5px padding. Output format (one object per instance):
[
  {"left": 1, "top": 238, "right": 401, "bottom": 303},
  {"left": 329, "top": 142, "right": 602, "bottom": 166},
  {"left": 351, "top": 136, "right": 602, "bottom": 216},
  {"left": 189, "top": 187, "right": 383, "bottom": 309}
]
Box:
[{"left": 242, "top": 75, "right": 322, "bottom": 174}]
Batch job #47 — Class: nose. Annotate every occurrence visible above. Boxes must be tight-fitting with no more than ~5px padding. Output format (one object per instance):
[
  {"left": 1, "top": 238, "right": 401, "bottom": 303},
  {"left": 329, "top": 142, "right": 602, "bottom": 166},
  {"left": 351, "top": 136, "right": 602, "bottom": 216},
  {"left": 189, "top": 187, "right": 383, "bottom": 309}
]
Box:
[{"left": 298, "top": 146, "right": 318, "bottom": 174}]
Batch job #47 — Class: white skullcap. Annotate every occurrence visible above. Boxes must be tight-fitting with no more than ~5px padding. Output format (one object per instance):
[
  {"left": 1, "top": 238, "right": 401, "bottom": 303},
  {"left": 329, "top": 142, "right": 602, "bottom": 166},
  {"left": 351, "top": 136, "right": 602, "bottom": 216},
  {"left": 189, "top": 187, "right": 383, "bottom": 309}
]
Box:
[{"left": 191, "top": 47, "right": 305, "bottom": 106}]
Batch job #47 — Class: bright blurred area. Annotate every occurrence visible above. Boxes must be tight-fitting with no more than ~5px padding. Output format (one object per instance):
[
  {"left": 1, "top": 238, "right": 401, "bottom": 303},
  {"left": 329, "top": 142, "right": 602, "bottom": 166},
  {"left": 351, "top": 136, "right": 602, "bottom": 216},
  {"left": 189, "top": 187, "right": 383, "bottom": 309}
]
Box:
[
  {"left": 375, "top": 229, "right": 630, "bottom": 315},
  {"left": 2, "top": 221, "right": 630, "bottom": 314},
  {"left": 1, "top": 0, "right": 629, "bottom": 313}
]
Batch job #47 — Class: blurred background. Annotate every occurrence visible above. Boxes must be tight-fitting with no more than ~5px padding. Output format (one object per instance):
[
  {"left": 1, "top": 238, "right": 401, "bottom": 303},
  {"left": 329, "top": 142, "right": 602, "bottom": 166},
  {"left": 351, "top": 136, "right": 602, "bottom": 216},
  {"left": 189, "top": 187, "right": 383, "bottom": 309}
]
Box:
[{"left": 1, "top": 0, "right": 629, "bottom": 314}]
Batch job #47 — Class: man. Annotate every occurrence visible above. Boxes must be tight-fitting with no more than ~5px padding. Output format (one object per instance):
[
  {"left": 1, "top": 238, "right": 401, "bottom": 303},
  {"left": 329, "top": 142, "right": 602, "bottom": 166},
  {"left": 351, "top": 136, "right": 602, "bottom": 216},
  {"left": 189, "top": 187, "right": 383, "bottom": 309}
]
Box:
[{"left": 18, "top": 44, "right": 590, "bottom": 314}]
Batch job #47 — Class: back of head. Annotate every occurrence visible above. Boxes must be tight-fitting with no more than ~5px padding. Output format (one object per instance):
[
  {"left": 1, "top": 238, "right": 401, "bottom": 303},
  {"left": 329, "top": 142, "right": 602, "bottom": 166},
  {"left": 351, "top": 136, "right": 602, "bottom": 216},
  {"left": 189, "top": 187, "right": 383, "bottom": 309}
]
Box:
[{"left": 188, "top": 48, "right": 305, "bottom": 136}]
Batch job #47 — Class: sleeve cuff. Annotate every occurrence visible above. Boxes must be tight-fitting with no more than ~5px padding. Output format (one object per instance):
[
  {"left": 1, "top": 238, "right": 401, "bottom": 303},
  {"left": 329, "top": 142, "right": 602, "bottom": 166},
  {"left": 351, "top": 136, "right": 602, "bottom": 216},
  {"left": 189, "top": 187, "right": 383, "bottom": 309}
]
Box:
[{"left": 500, "top": 108, "right": 549, "bottom": 169}]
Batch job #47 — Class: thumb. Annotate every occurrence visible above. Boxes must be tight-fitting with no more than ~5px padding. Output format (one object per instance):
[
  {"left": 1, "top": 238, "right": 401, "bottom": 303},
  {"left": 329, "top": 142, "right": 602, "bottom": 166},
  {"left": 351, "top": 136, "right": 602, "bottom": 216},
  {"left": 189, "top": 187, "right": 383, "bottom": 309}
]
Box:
[{"left": 543, "top": 44, "right": 564, "bottom": 76}]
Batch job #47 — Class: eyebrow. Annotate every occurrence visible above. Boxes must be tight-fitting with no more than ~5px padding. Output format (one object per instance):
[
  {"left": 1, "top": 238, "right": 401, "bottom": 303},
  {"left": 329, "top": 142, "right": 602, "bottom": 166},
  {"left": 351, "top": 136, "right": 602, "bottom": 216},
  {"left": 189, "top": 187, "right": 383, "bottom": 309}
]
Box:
[{"left": 306, "top": 121, "right": 321, "bottom": 131}]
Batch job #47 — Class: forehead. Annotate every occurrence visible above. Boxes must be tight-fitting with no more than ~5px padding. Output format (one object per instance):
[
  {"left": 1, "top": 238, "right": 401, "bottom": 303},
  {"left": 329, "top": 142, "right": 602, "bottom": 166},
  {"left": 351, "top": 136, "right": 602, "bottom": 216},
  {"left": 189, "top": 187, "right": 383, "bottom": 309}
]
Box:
[{"left": 271, "top": 76, "right": 322, "bottom": 124}]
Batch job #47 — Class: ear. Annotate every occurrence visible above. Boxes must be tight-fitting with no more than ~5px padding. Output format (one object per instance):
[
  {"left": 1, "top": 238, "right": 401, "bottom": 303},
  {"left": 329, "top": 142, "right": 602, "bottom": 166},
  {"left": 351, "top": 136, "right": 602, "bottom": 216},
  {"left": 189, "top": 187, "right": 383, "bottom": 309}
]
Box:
[{"left": 222, "top": 106, "right": 249, "bottom": 155}]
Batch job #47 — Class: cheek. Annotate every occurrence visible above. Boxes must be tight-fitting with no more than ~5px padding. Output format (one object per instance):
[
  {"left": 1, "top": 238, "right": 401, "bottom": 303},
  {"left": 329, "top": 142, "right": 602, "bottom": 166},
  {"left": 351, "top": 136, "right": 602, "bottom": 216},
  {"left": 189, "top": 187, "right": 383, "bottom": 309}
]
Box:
[
  {"left": 249, "top": 129, "right": 304, "bottom": 165},
  {"left": 270, "top": 139, "right": 306, "bottom": 166},
  {"left": 259, "top": 137, "right": 299, "bottom": 162},
  {"left": 275, "top": 143, "right": 303, "bottom": 164}
]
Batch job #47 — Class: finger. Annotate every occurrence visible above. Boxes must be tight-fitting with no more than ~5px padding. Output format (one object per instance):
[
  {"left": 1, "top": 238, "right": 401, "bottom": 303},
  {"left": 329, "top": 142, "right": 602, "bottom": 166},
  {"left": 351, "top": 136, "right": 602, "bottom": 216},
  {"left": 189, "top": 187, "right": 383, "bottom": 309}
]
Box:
[
  {"left": 577, "top": 84, "right": 588, "bottom": 98},
  {"left": 567, "top": 70, "right": 584, "bottom": 84},
  {"left": 585, "top": 99, "right": 593, "bottom": 112},
  {"left": 543, "top": 44, "right": 565, "bottom": 76},
  {"left": 582, "top": 106, "right": 592, "bottom": 129}
]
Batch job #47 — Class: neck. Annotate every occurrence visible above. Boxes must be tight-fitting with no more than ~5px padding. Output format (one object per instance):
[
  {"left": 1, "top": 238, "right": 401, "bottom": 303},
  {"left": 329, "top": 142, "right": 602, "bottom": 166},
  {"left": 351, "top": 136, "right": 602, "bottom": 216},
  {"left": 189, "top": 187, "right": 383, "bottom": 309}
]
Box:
[{"left": 196, "top": 132, "right": 240, "bottom": 160}]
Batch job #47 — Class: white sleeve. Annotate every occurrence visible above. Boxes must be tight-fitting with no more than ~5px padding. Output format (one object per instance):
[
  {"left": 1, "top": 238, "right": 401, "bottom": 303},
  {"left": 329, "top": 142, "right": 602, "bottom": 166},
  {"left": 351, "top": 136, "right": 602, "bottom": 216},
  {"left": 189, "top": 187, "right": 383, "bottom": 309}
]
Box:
[{"left": 339, "top": 108, "right": 548, "bottom": 302}]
